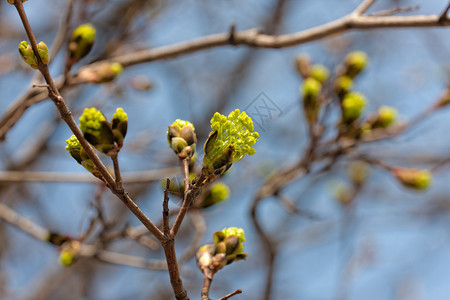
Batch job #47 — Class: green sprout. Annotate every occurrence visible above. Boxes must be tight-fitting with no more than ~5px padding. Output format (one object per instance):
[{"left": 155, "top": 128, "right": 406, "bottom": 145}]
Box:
[
  {"left": 18, "top": 41, "right": 38, "bottom": 69},
  {"left": 344, "top": 51, "right": 369, "bottom": 78},
  {"left": 376, "top": 106, "right": 397, "bottom": 128},
  {"left": 310, "top": 64, "right": 330, "bottom": 83},
  {"left": 203, "top": 109, "right": 259, "bottom": 175},
  {"left": 68, "top": 23, "right": 96, "bottom": 65},
  {"left": 342, "top": 92, "right": 367, "bottom": 123}
]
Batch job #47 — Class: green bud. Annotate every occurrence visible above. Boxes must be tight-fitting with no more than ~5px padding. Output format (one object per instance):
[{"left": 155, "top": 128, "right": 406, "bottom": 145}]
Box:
[
  {"left": 65, "top": 135, "right": 101, "bottom": 177},
  {"left": 342, "top": 92, "right": 367, "bottom": 123},
  {"left": 37, "top": 41, "right": 49, "bottom": 65},
  {"left": 196, "top": 244, "right": 215, "bottom": 271},
  {"left": 393, "top": 168, "right": 432, "bottom": 190},
  {"left": 68, "top": 23, "right": 96, "bottom": 65},
  {"left": 310, "top": 64, "right": 329, "bottom": 83},
  {"left": 211, "top": 253, "right": 227, "bottom": 270},
  {"left": 59, "top": 251, "right": 74, "bottom": 266},
  {"left": 301, "top": 77, "right": 322, "bottom": 124},
  {"left": 334, "top": 76, "right": 353, "bottom": 97},
  {"left": 167, "top": 119, "right": 196, "bottom": 159},
  {"left": 334, "top": 182, "right": 354, "bottom": 205},
  {"left": 376, "top": 106, "right": 397, "bottom": 128},
  {"left": 344, "top": 51, "right": 368, "bottom": 78},
  {"left": 199, "top": 182, "right": 230, "bottom": 208},
  {"left": 111, "top": 107, "right": 128, "bottom": 149},
  {"left": 77, "top": 62, "right": 123, "bottom": 84},
  {"left": 348, "top": 161, "right": 370, "bottom": 185},
  {"left": 302, "top": 77, "right": 321, "bottom": 99},
  {"left": 79, "top": 108, "right": 115, "bottom": 155},
  {"left": 58, "top": 240, "right": 81, "bottom": 266},
  {"left": 18, "top": 41, "right": 38, "bottom": 69}
]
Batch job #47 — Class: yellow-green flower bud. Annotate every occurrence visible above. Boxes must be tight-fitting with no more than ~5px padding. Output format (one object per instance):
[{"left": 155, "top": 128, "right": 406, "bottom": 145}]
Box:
[
  {"left": 310, "top": 64, "right": 329, "bottom": 83},
  {"left": 199, "top": 182, "right": 230, "bottom": 208},
  {"left": 167, "top": 119, "right": 196, "bottom": 159},
  {"left": 58, "top": 240, "right": 81, "bottom": 266},
  {"left": 301, "top": 77, "right": 322, "bottom": 124},
  {"left": 77, "top": 62, "right": 123, "bottom": 84},
  {"left": 203, "top": 109, "right": 259, "bottom": 175},
  {"left": 376, "top": 106, "right": 397, "bottom": 128},
  {"left": 59, "top": 251, "right": 74, "bottom": 266},
  {"left": 334, "top": 76, "right": 353, "bottom": 97},
  {"left": 18, "top": 41, "right": 38, "bottom": 69},
  {"left": 342, "top": 92, "right": 367, "bottom": 123},
  {"left": 37, "top": 41, "right": 49, "bottom": 65},
  {"left": 393, "top": 168, "right": 432, "bottom": 190},
  {"left": 79, "top": 107, "right": 115, "bottom": 155},
  {"left": 344, "top": 51, "right": 368, "bottom": 78},
  {"left": 79, "top": 107, "right": 106, "bottom": 139},
  {"left": 111, "top": 107, "right": 128, "bottom": 149},
  {"left": 348, "top": 161, "right": 370, "bottom": 185},
  {"left": 68, "top": 23, "right": 96, "bottom": 65}
]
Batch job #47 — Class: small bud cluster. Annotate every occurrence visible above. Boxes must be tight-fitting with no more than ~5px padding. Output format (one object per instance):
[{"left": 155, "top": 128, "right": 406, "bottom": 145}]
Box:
[
  {"left": 196, "top": 227, "right": 247, "bottom": 275},
  {"left": 167, "top": 119, "right": 197, "bottom": 160},
  {"left": 65, "top": 107, "right": 127, "bottom": 173},
  {"left": 202, "top": 109, "right": 259, "bottom": 176},
  {"left": 18, "top": 40, "right": 48, "bottom": 69}
]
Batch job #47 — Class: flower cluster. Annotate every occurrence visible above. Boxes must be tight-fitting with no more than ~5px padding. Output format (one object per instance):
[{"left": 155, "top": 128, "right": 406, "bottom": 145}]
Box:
[
  {"left": 203, "top": 109, "right": 259, "bottom": 175},
  {"left": 18, "top": 40, "right": 48, "bottom": 69},
  {"left": 77, "top": 107, "right": 127, "bottom": 155},
  {"left": 167, "top": 119, "right": 197, "bottom": 159},
  {"left": 196, "top": 227, "right": 247, "bottom": 275}
]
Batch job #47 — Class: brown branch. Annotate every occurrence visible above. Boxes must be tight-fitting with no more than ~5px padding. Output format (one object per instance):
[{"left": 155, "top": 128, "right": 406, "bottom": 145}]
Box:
[
  {"left": 171, "top": 159, "right": 205, "bottom": 237},
  {"left": 163, "top": 179, "right": 171, "bottom": 235},
  {"left": 111, "top": 153, "right": 123, "bottom": 193},
  {"left": 439, "top": 2, "right": 450, "bottom": 23},
  {"left": 201, "top": 272, "right": 213, "bottom": 300}
]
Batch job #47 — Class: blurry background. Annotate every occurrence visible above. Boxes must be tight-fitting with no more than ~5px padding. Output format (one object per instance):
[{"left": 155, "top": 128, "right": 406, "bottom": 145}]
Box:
[{"left": 0, "top": 0, "right": 449, "bottom": 299}]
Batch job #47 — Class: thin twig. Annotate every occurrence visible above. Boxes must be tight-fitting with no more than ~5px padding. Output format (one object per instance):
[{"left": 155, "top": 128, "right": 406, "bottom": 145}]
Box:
[
  {"left": 353, "top": 0, "right": 377, "bottom": 16},
  {"left": 111, "top": 153, "right": 123, "bottom": 193},
  {"left": 201, "top": 272, "right": 213, "bottom": 300},
  {"left": 370, "top": 5, "right": 419, "bottom": 17},
  {"left": 163, "top": 179, "right": 170, "bottom": 235},
  {"left": 171, "top": 159, "right": 205, "bottom": 237},
  {"left": 439, "top": 2, "right": 450, "bottom": 23},
  {"left": 218, "top": 289, "right": 243, "bottom": 300}
]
